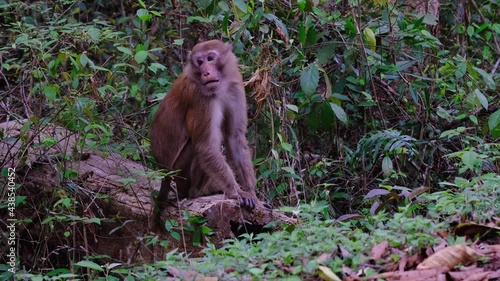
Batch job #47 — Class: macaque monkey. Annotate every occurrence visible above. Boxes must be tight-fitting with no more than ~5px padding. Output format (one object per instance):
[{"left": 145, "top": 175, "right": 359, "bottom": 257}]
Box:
[{"left": 150, "top": 40, "right": 258, "bottom": 222}]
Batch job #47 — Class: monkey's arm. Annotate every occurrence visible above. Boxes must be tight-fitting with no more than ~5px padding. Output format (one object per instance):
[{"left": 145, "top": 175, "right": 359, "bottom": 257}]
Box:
[
  {"left": 225, "top": 120, "right": 257, "bottom": 197},
  {"left": 186, "top": 106, "right": 255, "bottom": 208}
]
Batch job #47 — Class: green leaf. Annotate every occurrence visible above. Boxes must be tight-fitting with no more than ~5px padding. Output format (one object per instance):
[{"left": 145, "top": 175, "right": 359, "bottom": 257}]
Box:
[
  {"left": 87, "top": 27, "right": 101, "bottom": 42},
  {"left": 297, "top": 0, "right": 306, "bottom": 10},
  {"left": 286, "top": 104, "right": 298, "bottom": 113},
  {"left": 281, "top": 143, "right": 293, "bottom": 152},
  {"left": 466, "top": 26, "right": 474, "bottom": 37},
  {"left": 135, "top": 50, "right": 148, "bottom": 64},
  {"left": 300, "top": 64, "right": 319, "bottom": 94},
  {"left": 43, "top": 85, "right": 58, "bottom": 101},
  {"left": 316, "top": 44, "right": 335, "bottom": 66},
  {"left": 330, "top": 102, "right": 348, "bottom": 125},
  {"left": 263, "top": 14, "right": 289, "bottom": 38},
  {"left": 298, "top": 25, "right": 306, "bottom": 45},
  {"left": 173, "top": 39, "right": 184, "bottom": 45},
  {"left": 461, "top": 150, "right": 479, "bottom": 170},
  {"left": 80, "top": 53, "right": 89, "bottom": 67},
  {"left": 472, "top": 67, "right": 496, "bottom": 90},
  {"left": 345, "top": 19, "right": 356, "bottom": 36},
  {"left": 473, "top": 89, "right": 488, "bottom": 110},
  {"left": 321, "top": 101, "right": 334, "bottom": 130},
  {"left": 282, "top": 167, "right": 295, "bottom": 174},
  {"left": 137, "top": 9, "right": 152, "bottom": 22},
  {"left": 306, "top": 26, "right": 317, "bottom": 46},
  {"left": 75, "top": 261, "right": 104, "bottom": 271},
  {"left": 194, "top": 0, "right": 211, "bottom": 9},
  {"left": 382, "top": 156, "right": 394, "bottom": 177},
  {"left": 233, "top": 0, "right": 247, "bottom": 12},
  {"left": 170, "top": 231, "right": 181, "bottom": 240},
  {"left": 363, "top": 27, "right": 376, "bottom": 52},
  {"left": 469, "top": 115, "right": 478, "bottom": 125},
  {"left": 148, "top": 63, "right": 166, "bottom": 74},
  {"left": 488, "top": 109, "right": 500, "bottom": 138},
  {"left": 117, "top": 46, "right": 132, "bottom": 55},
  {"left": 187, "top": 16, "right": 211, "bottom": 23},
  {"left": 307, "top": 104, "right": 321, "bottom": 131}
]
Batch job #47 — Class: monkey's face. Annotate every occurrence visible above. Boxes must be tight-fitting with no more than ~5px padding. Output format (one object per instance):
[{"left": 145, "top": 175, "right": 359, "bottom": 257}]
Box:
[{"left": 190, "top": 50, "right": 224, "bottom": 92}]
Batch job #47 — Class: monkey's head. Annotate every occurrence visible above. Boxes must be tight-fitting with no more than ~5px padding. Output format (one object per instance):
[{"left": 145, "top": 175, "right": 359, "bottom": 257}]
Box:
[{"left": 186, "top": 40, "right": 239, "bottom": 95}]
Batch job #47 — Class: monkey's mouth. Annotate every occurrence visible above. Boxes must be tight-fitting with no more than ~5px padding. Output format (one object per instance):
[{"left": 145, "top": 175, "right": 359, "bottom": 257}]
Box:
[{"left": 204, "top": 80, "right": 219, "bottom": 85}]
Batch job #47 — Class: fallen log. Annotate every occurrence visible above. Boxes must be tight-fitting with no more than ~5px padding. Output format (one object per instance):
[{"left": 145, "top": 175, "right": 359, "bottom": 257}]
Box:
[{"left": 0, "top": 120, "right": 295, "bottom": 263}]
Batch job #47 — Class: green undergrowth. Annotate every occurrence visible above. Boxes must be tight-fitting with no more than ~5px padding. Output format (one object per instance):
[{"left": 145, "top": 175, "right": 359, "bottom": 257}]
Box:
[{"left": 11, "top": 173, "right": 499, "bottom": 280}]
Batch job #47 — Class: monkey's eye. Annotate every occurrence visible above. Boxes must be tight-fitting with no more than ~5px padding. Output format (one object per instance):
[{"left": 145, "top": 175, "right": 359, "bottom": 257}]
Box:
[
  {"left": 197, "top": 59, "right": 203, "bottom": 66},
  {"left": 207, "top": 55, "right": 214, "bottom": 61}
]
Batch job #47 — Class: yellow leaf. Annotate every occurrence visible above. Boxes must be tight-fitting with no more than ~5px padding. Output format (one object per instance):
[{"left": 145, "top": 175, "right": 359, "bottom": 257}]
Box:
[
  {"left": 318, "top": 265, "right": 341, "bottom": 281},
  {"left": 363, "top": 27, "right": 376, "bottom": 52}
]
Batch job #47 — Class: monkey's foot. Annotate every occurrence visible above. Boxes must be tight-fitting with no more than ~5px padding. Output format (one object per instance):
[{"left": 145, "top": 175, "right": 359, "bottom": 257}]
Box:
[{"left": 232, "top": 190, "right": 257, "bottom": 210}]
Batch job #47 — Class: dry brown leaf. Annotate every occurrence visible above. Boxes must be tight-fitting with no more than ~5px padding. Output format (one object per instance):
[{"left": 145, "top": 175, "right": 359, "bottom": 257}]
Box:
[
  {"left": 417, "top": 245, "right": 484, "bottom": 271},
  {"left": 449, "top": 268, "right": 486, "bottom": 280},
  {"left": 317, "top": 252, "right": 332, "bottom": 262},
  {"left": 371, "top": 240, "right": 389, "bottom": 260},
  {"left": 367, "top": 268, "right": 443, "bottom": 280},
  {"left": 462, "top": 272, "right": 490, "bottom": 281}
]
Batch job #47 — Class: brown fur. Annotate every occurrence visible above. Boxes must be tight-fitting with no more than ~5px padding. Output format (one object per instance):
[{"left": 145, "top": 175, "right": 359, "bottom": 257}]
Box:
[{"left": 150, "top": 40, "right": 257, "bottom": 227}]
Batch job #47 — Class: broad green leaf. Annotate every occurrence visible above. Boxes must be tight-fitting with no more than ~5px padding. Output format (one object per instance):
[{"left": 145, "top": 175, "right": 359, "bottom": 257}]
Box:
[
  {"left": 117, "top": 46, "right": 132, "bottom": 55},
  {"left": 193, "top": 0, "right": 211, "bottom": 9},
  {"left": 468, "top": 115, "right": 478, "bottom": 125},
  {"left": 382, "top": 156, "right": 394, "bottom": 177},
  {"left": 75, "top": 261, "right": 103, "bottom": 271},
  {"left": 286, "top": 104, "right": 298, "bottom": 113},
  {"left": 298, "top": 25, "right": 307, "bottom": 45},
  {"left": 300, "top": 64, "right": 319, "bottom": 94},
  {"left": 317, "top": 44, "right": 335, "bottom": 65},
  {"left": 321, "top": 101, "right": 334, "bottom": 130},
  {"left": 436, "top": 106, "right": 453, "bottom": 121},
  {"left": 135, "top": 50, "right": 148, "bottom": 64},
  {"left": 345, "top": 19, "right": 356, "bottom": 36},
  {"left": 170, "top": 231, "right": 180, "bottom": 240},
  {"left": 363, "top": 27, "right": 376, "bottom": 52},
  {"left": 233, "top": 0, "right": 247, "bottom": 12},
  {"left": 461, "top": 151, "right": 479, "bottom": 170},
  {"left": 80, "top": 53, "right": 89, "bottom": 67},
  {"left": 263, "top": 14, "right": 289, "bottom": 38},
  {"left": 281, "top": 143, "right": 293, "bottom": 152},
  {"left": 467, "top": 26, "right": 474, "bottom": 37},
  {"left": 297, "top": 0, "right": 307, "bottom": 11},
  {"left": 473, "top": 89, "right": 488, "bottom": 110},
  {"left": 472, "top": 67, "right": 496, "bottom": 90},
  {"left": 307, "top": 104, "right": 321, "bottom": 131},
  {"left": 87, "top": 27, "right": 101, "bottom": 42},
  {"left": 173, "top": 39, "right": 184, "bottom": 45},
  {"left": 43, "top": 85, "right": 58, "bottom": 101},
  {"left": 330, "top": 102, "right": 348, "bottom": 125},
  {"left": 187, "top": 16, "right": 211, "bottom": 23},
  {"left": 488, "top": 109, "right": 500, "bottom": 138},
  {"left": 148, "top": 63, "right": 167, "bottom": 74},
  {"left": 137, "top": 9, "right": 151, "bottom": 22},
  {"left": 306, "top": 26, "right": 317, "bottom": 46}
]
